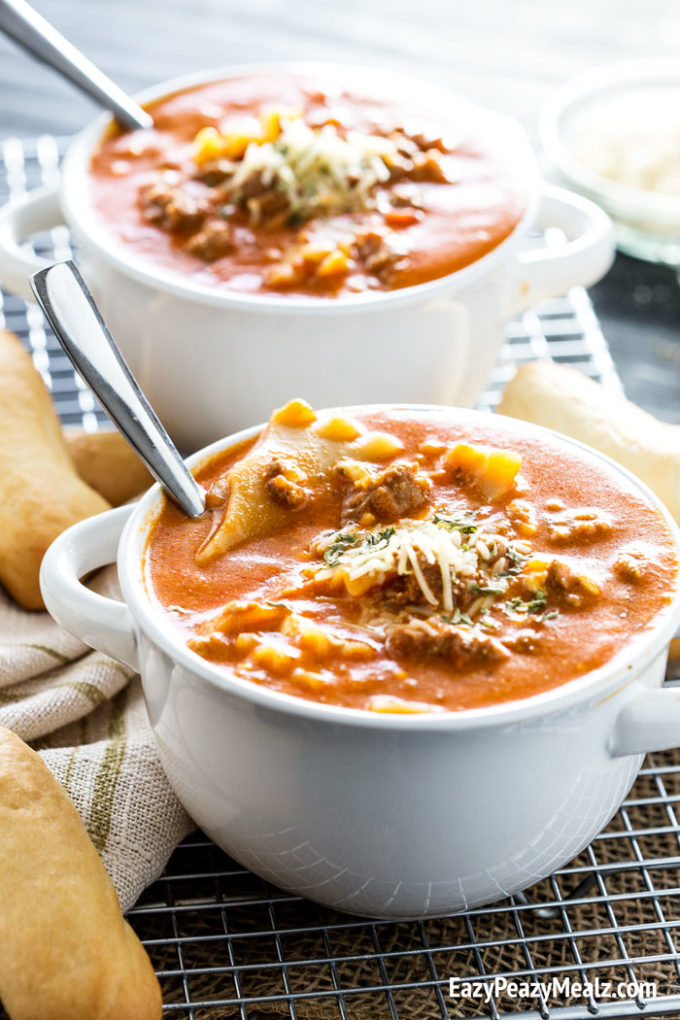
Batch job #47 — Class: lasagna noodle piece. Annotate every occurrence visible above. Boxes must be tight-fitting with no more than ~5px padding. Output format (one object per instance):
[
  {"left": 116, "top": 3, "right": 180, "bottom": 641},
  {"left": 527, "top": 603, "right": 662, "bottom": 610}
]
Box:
[{"left": 198, "top": 402, "right": 383, "bottom": 564}]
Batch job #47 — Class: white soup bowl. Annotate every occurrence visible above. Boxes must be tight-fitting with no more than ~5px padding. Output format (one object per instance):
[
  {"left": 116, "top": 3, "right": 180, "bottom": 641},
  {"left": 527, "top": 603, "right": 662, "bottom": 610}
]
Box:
[
  {"left": 39, "top": 407, "right": 680, "bottom": 919},
  {"left": 0, "top": 64, "right": 613, "bottom": 450}
]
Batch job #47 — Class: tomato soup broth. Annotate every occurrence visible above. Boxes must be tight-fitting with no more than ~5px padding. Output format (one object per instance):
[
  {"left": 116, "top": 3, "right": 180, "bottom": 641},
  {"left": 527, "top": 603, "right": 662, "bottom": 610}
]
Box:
[
  {"left": 145, "top": 405, "right": 677, "bottom": 714},
  {"left": 89, "top": 72, "right": 529, "bottom": 297}
]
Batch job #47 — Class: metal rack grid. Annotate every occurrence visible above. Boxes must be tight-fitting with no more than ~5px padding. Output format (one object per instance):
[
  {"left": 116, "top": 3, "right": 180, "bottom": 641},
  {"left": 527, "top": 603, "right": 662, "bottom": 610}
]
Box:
[{"left": 2, "top": 136, "right": 680, "bottom": 1020}]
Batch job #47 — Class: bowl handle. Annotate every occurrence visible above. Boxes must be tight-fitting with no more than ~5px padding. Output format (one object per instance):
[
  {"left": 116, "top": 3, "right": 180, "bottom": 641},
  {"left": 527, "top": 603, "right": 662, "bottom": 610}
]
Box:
[
  {"left": 39, "top": 504, "right": 139, "bottom": 671},
  {"left": 609, "top": 682, "right": 680, "bottom": 757},
  {"left": 0, "top": 186, "right": 62, "bottom": 301},
  {"left": 509, "top": 184, "right": 614, "bottom": 315}
]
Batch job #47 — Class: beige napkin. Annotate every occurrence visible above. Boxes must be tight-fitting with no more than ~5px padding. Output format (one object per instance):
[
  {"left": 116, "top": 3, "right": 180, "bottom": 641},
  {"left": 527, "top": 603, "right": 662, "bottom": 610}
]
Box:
[{"left": 0, "top": 581, "right": 193, "bottom": 912}]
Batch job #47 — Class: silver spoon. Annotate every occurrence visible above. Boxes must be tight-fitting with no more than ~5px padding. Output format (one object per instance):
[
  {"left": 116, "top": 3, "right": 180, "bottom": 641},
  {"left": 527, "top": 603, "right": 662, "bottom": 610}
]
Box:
[
  {"left": 31, "top": 261, "right": 206, "bottom": 518},
  {"left": 0, "top": 0, "right": 152, "bottom": 131}
]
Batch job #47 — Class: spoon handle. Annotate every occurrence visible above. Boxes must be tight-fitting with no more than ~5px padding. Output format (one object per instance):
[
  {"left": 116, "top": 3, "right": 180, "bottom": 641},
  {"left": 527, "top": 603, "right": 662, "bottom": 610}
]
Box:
[
  {"left": 0, "top": 0, "right": 152, "bottom": 131},
  {"left": 31, "top": 261, "right": 206, "bottom": 519}
]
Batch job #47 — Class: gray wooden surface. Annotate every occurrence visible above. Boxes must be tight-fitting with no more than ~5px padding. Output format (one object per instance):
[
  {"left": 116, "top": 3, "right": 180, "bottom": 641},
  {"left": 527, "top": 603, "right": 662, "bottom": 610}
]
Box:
[
  {"left": 2, "top": 0, "right": 680, "bottom": 140},
  {"left": 0, "top": 0, "right": 679, "bottom": 417}
]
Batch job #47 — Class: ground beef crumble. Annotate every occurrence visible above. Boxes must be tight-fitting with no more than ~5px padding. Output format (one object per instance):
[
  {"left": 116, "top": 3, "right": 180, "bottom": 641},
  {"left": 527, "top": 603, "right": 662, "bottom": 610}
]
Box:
[
  {"left": 545, "top": 560, "right": 601, "bottom": 609},
  {"left": 614, "top": 549, "right": 647, "bottom": 584},
  {"left": 385, "top": 617, "right": 509, "bottom": 668},
  {"left": 336, "top": 462, "right": 431, "bottom": 523},
  {"left": 139, "top": 179, "right": 206, "bottom": 233},
  {"left": 182, "top": 219, "right": 235, "bottom": 261},
  {"left": 264, "top": 458, "right": 310, "bottom": 509}
]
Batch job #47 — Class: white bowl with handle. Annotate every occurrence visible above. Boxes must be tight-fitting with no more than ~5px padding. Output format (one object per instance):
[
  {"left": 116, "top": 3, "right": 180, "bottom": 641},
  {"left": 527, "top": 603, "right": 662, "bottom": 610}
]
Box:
[
  {"left": 0, "top": 64, "right": 613, "bottom": 451},
  {"left": 39, "top": 408, "right": 680, "bottom": 919}
]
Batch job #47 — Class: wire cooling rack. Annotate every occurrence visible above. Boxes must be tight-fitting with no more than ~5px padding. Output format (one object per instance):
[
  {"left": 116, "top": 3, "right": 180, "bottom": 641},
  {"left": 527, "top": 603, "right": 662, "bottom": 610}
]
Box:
[{"left": 2, "top": 135, "right": 680, "bottom": 1020}]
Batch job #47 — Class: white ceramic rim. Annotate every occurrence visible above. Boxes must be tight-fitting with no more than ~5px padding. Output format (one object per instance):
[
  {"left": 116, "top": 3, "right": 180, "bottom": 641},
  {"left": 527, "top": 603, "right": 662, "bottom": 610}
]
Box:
[
  {"left": 540, "top": 58, "right": 680, "bottom": 226},
  {"left": 60, "top": 61, "right": 540, "bottom": 315},
  {"left": 118, "top": 405, "right": 680, "bottom": 732}
]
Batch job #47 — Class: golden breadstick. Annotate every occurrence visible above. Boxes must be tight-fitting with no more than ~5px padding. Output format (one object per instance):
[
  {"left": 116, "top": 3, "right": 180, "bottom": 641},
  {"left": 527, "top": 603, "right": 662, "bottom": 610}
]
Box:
[
  {"left": 65, "top": 428, "right": 153, "bottom": 506},
  {"left": 0, "top": 331, "right": 110, "bottom": 610},
  {"left": 0, "top": 725, "right": 162, "bottom": 1020},
  {"left": 498, "top": 361, "right": 680, "bottom": 523}
]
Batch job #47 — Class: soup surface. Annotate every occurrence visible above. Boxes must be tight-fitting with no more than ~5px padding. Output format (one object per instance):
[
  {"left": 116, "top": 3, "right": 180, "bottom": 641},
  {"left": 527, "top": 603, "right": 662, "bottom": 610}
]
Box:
[
  {"left": 145, "top": 402, "right": 678, "bottom": 713},
  {"left": 89, "top": 71, "right": 530, "bottom": 297}
]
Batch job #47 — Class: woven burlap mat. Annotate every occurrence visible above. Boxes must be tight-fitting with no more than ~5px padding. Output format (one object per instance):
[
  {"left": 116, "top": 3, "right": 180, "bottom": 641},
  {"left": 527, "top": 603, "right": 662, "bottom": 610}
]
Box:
[{"left": 138, "top": 743, "right": 680, "bottom": 1019}]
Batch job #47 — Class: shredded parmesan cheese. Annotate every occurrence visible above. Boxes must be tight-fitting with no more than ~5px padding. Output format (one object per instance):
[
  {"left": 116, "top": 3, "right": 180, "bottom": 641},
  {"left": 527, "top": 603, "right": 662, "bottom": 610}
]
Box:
[
  {"left": 198, "top": 113, "right": 399, "bottom": 221},
  {"left": 317, "top": 518, "right": 511, "bottom": 614},
  {"left": 567, "top": 89, "right": 680, "bottom": 197}
]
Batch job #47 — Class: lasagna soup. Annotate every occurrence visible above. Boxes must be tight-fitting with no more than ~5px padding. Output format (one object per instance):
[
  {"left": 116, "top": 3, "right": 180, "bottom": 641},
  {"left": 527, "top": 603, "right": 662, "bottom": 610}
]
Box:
[
  {"left": 89, "top": 71, "right": 530, "bottom": 297},
  {"left": 145, "top": 402, "right": 678, "bottom": 713}
]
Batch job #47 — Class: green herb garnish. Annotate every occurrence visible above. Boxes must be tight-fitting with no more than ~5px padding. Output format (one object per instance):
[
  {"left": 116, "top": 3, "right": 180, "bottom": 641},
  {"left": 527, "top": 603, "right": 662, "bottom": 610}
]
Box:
[
  {"left": 469, "top": 581, "right": 504, "bottom": 596},
  {"left": 506, "top": 590, "right": 550, "bottom": 616},
  {"left": 365, "top": 527, "right": 396, "bottom": 547},
  {"left": 433, "top": 513, "right": 477, "bottom": 535},
  {"left": 525, "top": 590, "right": 548, "bottom": 614},
  {"left": 323, "top": 532, "right": 359, "bottom": 566}
]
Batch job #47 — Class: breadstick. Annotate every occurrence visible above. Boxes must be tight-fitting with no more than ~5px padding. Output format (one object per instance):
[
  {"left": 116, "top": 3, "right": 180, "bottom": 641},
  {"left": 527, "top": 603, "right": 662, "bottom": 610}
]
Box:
[
  {"left": 0, "top": 725, "right": 162, "bottom": 1020},
  {"left": 497, "top": 360, "right": 680, "bottom": 523},
  {"left": 0, "top": 332, "right": 109, "bottom": 610},
  {"left": 65, "top": 428, "right": 153, "bottom": 506}
]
